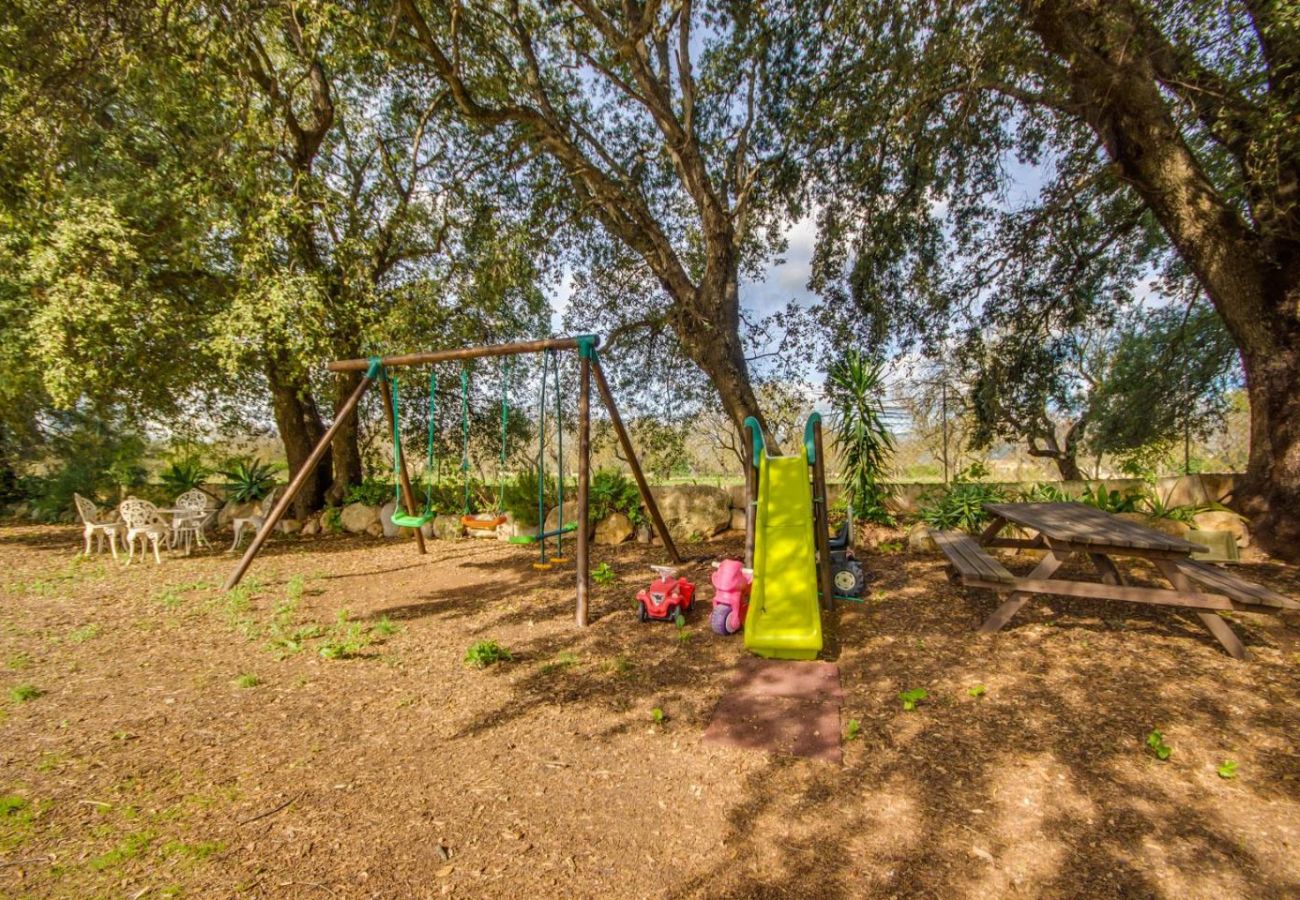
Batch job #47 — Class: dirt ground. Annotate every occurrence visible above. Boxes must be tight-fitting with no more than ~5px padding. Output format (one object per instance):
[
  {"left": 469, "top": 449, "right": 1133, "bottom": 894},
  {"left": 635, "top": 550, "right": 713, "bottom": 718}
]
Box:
[{"left": 2, "top": 522, "right": 1300, "bottom": 899}]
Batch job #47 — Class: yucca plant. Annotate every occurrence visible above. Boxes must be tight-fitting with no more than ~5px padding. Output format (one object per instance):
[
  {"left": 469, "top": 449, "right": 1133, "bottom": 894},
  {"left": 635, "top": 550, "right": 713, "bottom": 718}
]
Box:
[
  {"left": 219, "top": 457, "right": 276, "bottom": 503},
  {"left": 826, "top": 351, "right": 895, "bottom": 525}
]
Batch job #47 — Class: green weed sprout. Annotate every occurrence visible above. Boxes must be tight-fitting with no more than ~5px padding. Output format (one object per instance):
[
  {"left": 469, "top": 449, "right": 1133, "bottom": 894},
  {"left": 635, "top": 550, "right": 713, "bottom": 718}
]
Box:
[
  {"left": 464, "top": 640, "right": 512, "bottom": 668},
  {"left": 1146, "top": 729, "right": 1172, "bottom": 761},
  {"left": 899, "top": 688, "right": 928, "bottom": 711}
]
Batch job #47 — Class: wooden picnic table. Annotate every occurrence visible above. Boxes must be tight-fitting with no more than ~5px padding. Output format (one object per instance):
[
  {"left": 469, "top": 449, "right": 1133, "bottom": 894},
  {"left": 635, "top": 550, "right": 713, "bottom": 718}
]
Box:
[{"left": 931, "top": 502, "right": 1297, "bottom": 660}]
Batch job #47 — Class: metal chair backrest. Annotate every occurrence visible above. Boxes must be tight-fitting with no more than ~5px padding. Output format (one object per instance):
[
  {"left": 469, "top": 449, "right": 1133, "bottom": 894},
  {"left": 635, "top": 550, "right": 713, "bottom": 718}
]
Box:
[
  {"left": 175, "top": 489, "right": 213, "bottom": 518},
  {"left": 73, "top": 493, "right": 104, "bottom": 525},
  {"left": 118, "top": 498, "right": 165, "bottom": 530}
]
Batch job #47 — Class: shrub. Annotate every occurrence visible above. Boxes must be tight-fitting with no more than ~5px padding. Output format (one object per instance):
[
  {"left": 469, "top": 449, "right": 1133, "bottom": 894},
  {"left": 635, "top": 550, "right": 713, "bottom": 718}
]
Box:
[
  {"left": 588, "top": 470, "right": 643, "bottom": 523},
  {"left": 159, "top": 457, "right": 210, "bottom": 495},
  {"left": 827, "top": 351, "right": 895, "bottom": 525},
  {"left": 501, "top": 471, "right": 557, "bottom": 527},
  {"left": 1080, "top": 484, "right": 1141, "bottom": 514},
  {"left": 219, "top": 457, "right": 276, "bottom": 503},
  {"left": 344, "top": 478, "right": 395, "bottom": 507},
  {"left": 464, "top": 639, "right": 512, "bottom": 668},
  {"left": 919, "top": 468, "right": 1007, "bottom": 533}
]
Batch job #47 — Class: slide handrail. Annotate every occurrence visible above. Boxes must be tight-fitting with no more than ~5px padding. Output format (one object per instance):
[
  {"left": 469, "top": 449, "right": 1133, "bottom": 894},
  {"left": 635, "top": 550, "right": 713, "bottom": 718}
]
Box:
[
  {"left": 743, "top": 416, "right": 765, "bottom": 469},
  {"left": 803, "top": 412, "right": 821, "bottom": 465}
]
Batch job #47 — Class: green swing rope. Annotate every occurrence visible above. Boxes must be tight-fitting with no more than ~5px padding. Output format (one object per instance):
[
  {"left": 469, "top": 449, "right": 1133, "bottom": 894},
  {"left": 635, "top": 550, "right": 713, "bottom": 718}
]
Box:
[
  {"left": 460, "top": 364, "right": 472, "bottom": 516},
  {"left": 388, "top": 370, "right": 437, "bottom": 528}
]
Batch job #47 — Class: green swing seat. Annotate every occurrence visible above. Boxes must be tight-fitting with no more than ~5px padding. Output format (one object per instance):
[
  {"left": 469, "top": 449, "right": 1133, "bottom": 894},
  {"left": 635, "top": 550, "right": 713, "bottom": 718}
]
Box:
[{"left": 387, "top": 370, "right": 437, "bottom": 529}]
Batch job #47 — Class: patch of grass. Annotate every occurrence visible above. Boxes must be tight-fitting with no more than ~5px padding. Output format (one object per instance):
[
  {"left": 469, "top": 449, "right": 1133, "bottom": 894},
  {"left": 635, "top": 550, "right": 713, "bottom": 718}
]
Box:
[
  {"left": 6, "top": 652, "right": 32, "bottom": 670},
  {"left": 898, "top": 688, "right": 928, "bottom": 711},
  {"left": 89, "top": 829, "right": 155, "bottom": 871},
  {"left": 845, "top": 718, "right": 862, "bottom": 740},
  {"left": 234, "top": 673, "right": 262, "bottom": 689},
  {"left": 9, "top": 683, "right": 42, "bottom": 703},
  {"left": 1146, "top": 729, "right": 1172, "bottom": 761},
  {"left": 371, "top": 615, "right": 400, "bottom": 638},
  {"left": 674, "top": 612, "right": 692, "bottom": 643},
  {"left": 607, "top": 654, "right": 634, "bottom": 676},
  {"left": 877, "top": 540, "right": 904, "bottom": 554},
  {"left": 967, "top": 684, "right": 987, "bottom": 698},
  {"left": 162, "top": 838, "right": 225, "bottom": 861},
  {"left": 464, "top": 639, "right": 512, "bottom": 668},
  {"left": 1217, "top": 759, "right": 1238, "bottom": 779},
  {"left": 319, "top": 610, "right": 370, "bottom": 660},
  {"left": 540, "top": 651, "right": 579, "bottom": 675},
  {"left": 35, "top": 752, "right": 66, "bottom": 772},
  {"left": 0, "top": 794, "right": 36, "bottom": 853},
  {"left": 651, "top": 707, "right": 665, "bottom": 724},
  {"left": 592, "top": 562, "right": 617, "bottom": 585},
  {"left": 68, "top": 623, "right": 100, "bottom": 643}
]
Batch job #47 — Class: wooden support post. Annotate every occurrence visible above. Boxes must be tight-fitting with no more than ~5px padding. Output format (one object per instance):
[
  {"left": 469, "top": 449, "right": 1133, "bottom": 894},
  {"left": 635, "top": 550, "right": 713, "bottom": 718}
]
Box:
[
  {"left": 588, "top": 356, "right": 681, "bottom": 565},
  {"left": 380, "top": 378, "right": 427, "bottom": 556},
  {"left": 1155, "top": 558, "right": 1247, "bottom": 660},
  {"left": 575, "top": 354, "right": 591, "bottom": 627},
  {"left": 224, "top": 371, "right": 376, "bottom": 590},
  {"left": 810, "top": 418, "right": 835, "bottom": 612},
  {"left": 744, "top": 420, "right": 757, "bottom": 570}
]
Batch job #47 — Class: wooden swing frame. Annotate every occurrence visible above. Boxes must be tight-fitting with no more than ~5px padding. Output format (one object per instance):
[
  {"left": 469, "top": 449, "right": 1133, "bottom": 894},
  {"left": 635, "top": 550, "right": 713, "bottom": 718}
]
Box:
[{"left": 222, "top": 335, "right": 681, "bottom": 627}]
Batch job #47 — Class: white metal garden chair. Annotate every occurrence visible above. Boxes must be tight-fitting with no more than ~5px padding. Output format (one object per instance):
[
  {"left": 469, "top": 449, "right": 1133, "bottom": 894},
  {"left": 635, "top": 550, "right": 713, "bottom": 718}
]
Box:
[
  {"left": 229, "top": 489, "right": 279, "bottom": 552},
  {"left": 171, "top": 489, "right": 216, "bottom": 554},
  {"left": 118, "top": 498, "right": 171, "bottom": 565},
  {"left": 73, "top": 493, "right": 123, "bottom": 560}
]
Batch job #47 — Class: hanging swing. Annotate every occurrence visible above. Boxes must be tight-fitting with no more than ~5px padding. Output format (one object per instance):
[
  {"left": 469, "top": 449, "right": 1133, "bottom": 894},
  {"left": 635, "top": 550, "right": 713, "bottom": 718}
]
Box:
[
  {"left": 507, "top": 348, "right": 578, "bottom": 568},
  {"left": 388, "top": 369, "right": 438, "bottom": 529},
  {"left": 460, "top": 360, "right": 508, "bottom": 535}
]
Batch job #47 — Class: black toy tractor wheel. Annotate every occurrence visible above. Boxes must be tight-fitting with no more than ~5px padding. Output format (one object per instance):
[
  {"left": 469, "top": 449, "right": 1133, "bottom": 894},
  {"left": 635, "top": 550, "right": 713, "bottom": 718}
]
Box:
[
  {"left": 832, "top": 560, "right": 867, "bottom": 597},
  {"left": 638, "top": 601, "right": 650, "bottom": 622}
]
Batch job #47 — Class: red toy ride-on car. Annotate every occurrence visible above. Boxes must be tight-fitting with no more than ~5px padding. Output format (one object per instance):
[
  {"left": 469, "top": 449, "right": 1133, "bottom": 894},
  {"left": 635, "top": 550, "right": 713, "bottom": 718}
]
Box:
[{"left": 636, "top": 565, "right": 696, "bottom": 622}]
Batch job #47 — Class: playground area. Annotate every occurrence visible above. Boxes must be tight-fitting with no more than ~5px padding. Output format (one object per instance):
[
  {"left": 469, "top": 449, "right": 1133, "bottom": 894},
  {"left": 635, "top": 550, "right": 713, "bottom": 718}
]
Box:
[{"left": 3, "top": 522, "right": 1300, "bottom": 897}]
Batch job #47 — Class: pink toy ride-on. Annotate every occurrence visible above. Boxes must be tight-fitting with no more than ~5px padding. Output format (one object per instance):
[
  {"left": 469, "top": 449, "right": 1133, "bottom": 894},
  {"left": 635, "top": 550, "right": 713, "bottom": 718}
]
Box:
[
  {"left": 709, "top": 558, "right": 752, "bottom": 635},
  {"left": 636, "top": 565, "right": 696, "bottom": 622}
]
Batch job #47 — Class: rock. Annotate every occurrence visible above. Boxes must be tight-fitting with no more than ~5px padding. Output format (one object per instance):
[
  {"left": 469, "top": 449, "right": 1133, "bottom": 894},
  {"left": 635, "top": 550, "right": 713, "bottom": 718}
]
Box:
[
  {"left": 218, "top": 500, "right": 259, "bottom": 529},
  {"left": 365, "top": 522, "right": 384, "bottom": 538},
  {"left": 340, "top": 502, "right": 381, "bottom": 534},
  {"left": 420, "top": 520, "right": 435, "bottom": 539},
  {"left": 648, "top": 485, "right": 731, "bottom": 541},
  {"left": 380, "top": 500, "right": 402, "bottom": 538},
  {"left": 1192, "top": 510, "right": 1250, "bottom": 548},
  {"left": 907, "top": 521, "right": 937, "bottom": 553},
  {"left": 544, "top": 505, "right": 591, "bottom": 539},
  {"left": 595, "top": 512, "right": 634, "bottom": 546},
  {"left": 432, "top": 514, "right": 463, "bottom": 541},
  {"left": 10, "top": 502, "right": 29, "bottom": 520},
  {"left": 636, "top": 525, "right": 653, "bottom": 544},
  {"left": 728, "top": 484, "right": 748, "bottom": 510},
  {"left": 279, "top": 518, "right": 302, "bottom": 535},
  {"left": 1115, "top": 512, "right": 1190, "bottom": 540},
  {"left": 729, "top": 508, "right": 748, "bottom": 532},
  {"left": 301, "top": 517, "right": 321, "bottom": 536}
]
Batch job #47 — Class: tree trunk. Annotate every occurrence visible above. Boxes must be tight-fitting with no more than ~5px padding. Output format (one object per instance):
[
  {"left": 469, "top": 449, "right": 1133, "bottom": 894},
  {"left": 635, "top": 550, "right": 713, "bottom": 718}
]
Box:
[
  {"left": 1027, "top": 0, "right": 1300, "bottom": 560},
  {"left": 266, "top": 359, "right": 330, "bottom": 518},
  {"left": 1237, "top": 344, "right": 1300, "bottom": 555},
  {"left": 327, "top": 369, "right": 364, "bottom": 504}
]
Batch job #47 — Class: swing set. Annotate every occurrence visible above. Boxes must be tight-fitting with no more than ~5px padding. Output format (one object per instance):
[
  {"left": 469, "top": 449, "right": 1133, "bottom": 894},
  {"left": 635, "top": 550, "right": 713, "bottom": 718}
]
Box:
[{"left": 223, "top": 335, "right": 681, "bottom": 627}]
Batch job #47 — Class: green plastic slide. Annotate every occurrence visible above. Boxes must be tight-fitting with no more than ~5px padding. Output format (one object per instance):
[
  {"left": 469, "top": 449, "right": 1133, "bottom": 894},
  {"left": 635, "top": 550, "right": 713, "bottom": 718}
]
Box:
[{"left": 743, "top": 444, "right": 823, "bottom": 660}]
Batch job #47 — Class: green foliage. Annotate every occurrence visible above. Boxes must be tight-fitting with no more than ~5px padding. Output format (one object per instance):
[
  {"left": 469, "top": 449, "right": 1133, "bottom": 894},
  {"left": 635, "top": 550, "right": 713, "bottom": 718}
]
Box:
[
  {"left": 1016, "top": 483, "right": 1074, "bottom": 503},
  {"left": 464, "top": 639, "right": 512, "bottom": 668},
  {"left": 876, "top": 540, "right": 904, "bottom": 554},
  {"left": 68, "top": 623, "right": 100, "bottom": 644},
  {"left": 845, "top": 718, "right": 862, "bottom": 740},
  {"left": 1080, "top": 485, "right": 1141, "bottom": 514},
  {"left": 898, "top": 688, "right": 928, "bottom": 711},
  {"left": 23, "top": 409, "right": 148, "bottom": 520},
  {"left": 234, "top": 674, "right": 262, "bottom": 689},
  {"left": 371, "top": 616, "right": 400, "bottom": 638},
  {"left": 592, "top": 562, "right": 617, "bottom": 585},
  {"left": 321, "top": 507, "right": 343, "bottom": 534},
  {"left": 344, "top": 478, "right": 394, "bottom": 507},
  {"left": 968, "top": 684, "right": 987, "bottom": 698},
  {"left": 159, "top": 457, "right": 210, "bottom": 495},
  {"left": 319, "top": 610, "right": 369, "bottom": 661},
  {"left": 588, "top": 470, "right": 643, "bottom": 524},
  {"left": 1146, "top": 729, "right": 1172, "bottom": 761},
  {"left": 500, "top": 471, "right": 557, "bottom": 527},
  {"left": 219, "top": 457, "right": 276, "bottom": 503},
  {"left": 651, "top": 707, "right": 665, "bottom": 724},
  {"left": 8, "top": 684, "right": 41, "bottom": 703},
  {"left": 919, "top": 467, "right": 1006, "bottom": 532},
  {"left": 1217, "top": 759, "right": 1238, "bottom": 779},
  {"left": 827, "top": 351, "right": 895, "bottom": 525}
]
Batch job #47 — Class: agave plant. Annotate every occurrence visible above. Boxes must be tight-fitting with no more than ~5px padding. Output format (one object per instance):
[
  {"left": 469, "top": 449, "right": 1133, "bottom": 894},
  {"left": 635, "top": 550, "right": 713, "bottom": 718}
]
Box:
[
  {"left": 219, "top": 457, "right": 277, "bottom": 503},
  {"left": 826, "top": 351, "right": 895, "bottom": 525},
  {"left": 160, "top": 458, "right": 210, "bottom": 495}
]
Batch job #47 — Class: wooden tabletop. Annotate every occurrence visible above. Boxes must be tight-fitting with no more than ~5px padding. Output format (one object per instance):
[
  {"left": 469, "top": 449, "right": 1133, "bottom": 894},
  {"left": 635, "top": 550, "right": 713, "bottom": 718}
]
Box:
[{"left": 984, "top": 502, "right": 1209, "bottom": 554}]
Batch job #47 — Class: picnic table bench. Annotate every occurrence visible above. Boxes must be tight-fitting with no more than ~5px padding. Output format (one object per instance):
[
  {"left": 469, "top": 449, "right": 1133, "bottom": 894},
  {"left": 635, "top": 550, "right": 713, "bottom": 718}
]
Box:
[{"left": 931, "top": 502, "right": 1298, "bottom": 660}]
